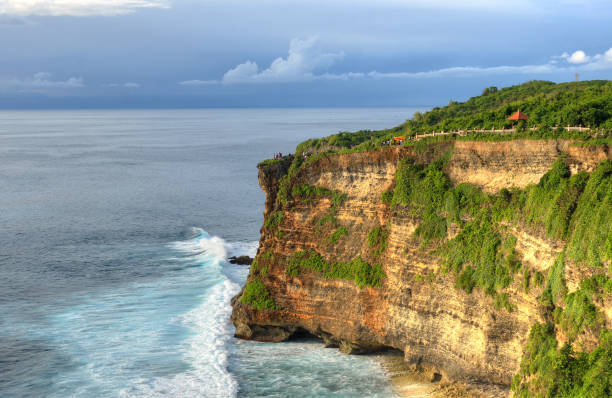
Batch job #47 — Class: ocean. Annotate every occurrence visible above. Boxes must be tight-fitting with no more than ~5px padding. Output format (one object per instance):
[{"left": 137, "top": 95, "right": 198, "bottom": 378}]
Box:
[{"left": 0, "top": 108, "right": 417, "bottom": 397}]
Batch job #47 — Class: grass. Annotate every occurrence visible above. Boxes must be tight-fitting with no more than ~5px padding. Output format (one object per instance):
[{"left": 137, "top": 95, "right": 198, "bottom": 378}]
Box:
[
  {"left": 557, "top": 274, "right": 608, "bottom": 339},
  {"left": 387, "top": 155, "right": 610, "bottom": 316},
  {"left": 381, "top": 190, "right": 393, "bottom": 205},
  {"left": 440, "top": 211, "right": 520, "bottom": 302},
  {"left": 327, "top": 226, "right": 348, "bottom": 244},
  {"left": 565, "top": 160, "right": 612, "bottom": 267},
  {"left": 265, "top": 211, "right": 284, "bottom": 229},
  {"left": 292, "top": 184, "right": 347, "bottom": 227},
  {"left": 368, "top": 226, "right": 389, "bottom": 256},
  {"left": 495, "top": 292, "right": 514, "bottom": 312},
  {"left": 240, "top": 277, "right": 279, "bottom": 310},
  {"left": 391, "top": 157, "right": 453, "bottom": 246},
  {"left": 512, "top": 324, "right": 612, "bottom": 397},
  {"left": 513, "top": 249, "right": 611, "bottom": 396},
  {"left": 285, "top": 249, "right": 385, "bottom": 288},
  {"left": 257, "top": 158, "right": 285, "bottom": 167},
  {"left": 251, "top": 251, "right": 274, "bottom": 276},
  {"left": 522, "top": 267, "right": 532, "bottom": 293},
  {"left": 499, "top": 158, "right": 612, "bottom": 268}
]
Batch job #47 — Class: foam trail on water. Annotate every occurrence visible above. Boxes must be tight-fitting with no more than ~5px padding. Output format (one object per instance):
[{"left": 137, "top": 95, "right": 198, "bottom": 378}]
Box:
[
  {"left": 36, "top": 228, "right": 248, "bottom": 398},
  {"left": 122, "top": 229, "right": 243, "bottom": 398}
]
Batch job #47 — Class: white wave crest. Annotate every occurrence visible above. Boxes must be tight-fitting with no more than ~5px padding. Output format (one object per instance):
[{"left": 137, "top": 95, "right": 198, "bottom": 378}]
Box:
[
  {"left": 224, "top": 240, "right": 259, "bottom": 259},
  {"left": 121, "top": 229, "right": 243, "bottom": 398}
]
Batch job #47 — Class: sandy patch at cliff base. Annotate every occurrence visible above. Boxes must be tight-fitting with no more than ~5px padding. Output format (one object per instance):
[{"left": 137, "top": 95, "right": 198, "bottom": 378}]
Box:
[
  {"left": 377, "top": 352, "right": 438, "bottom": 397},
  {"left": 377, "top": 352, "right": 510, "bottom": 398}
]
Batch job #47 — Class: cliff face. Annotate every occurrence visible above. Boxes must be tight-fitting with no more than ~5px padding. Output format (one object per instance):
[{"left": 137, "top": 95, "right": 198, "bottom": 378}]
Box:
[{"left": 231, "top": 140, "right": 611, "bottom": 390}]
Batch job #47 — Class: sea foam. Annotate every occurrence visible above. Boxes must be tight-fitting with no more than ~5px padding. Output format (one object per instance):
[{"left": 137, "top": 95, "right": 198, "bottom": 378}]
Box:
[{"left": 120, "top": 229, "right": 250, "bottom": 398}]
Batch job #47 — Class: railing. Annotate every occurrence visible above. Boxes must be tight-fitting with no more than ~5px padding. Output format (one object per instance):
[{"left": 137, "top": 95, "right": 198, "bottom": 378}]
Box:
[{"left": 408, "top": 126, "right": 605, "bottom": 141}]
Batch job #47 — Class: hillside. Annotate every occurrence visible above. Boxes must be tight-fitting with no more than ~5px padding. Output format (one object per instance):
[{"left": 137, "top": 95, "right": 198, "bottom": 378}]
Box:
[{"left": 275, "top": 80, "right": 612, "bottom": 157}]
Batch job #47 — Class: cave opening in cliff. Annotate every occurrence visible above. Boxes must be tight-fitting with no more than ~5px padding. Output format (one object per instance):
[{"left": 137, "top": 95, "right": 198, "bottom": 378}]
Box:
[{"left": 287, "top": 327, "right": 320, "bottom": 341}]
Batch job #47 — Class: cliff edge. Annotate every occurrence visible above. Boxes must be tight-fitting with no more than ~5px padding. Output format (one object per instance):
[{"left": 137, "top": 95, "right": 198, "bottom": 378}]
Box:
[{"left": 231, "top": 139, "right": 612, "bottom": 396}]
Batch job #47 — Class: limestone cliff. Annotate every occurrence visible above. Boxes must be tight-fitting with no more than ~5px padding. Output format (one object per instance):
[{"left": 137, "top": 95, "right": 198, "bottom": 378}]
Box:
[{"left": 231, "top": 139, "right": 612, "bottom": 394}]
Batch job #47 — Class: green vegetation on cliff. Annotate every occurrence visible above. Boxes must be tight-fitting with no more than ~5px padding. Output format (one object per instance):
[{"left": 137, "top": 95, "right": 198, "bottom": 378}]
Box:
[
  {"left": 367, "top": 226, "right": 389, "bottom": 257},
  {"left": 265, "top": 211, "right": 284, "bottom": 229},
  {"left": 512, "top": 323, "right": 612, "bottom": 398},
  {"left": 285, "top": 249, "right": 385, "bottom": 288},
  {"left": 388, "top": 154, "right": 523, "bottom": 310},
  {"left": 392, "top": 157, "right": 453, "bottom": 246},
  {"left": 241, "top": 277, "right": 279, "bottom": 310},
  {"left": 291, "top": 184, "right": 347, "bottom": 227},
  {"left": 327, "top": 226, "right": 348, "bottom": 244},
  {"left": 387, "top": 153, "right": 612, "bottom": 392},
  {"left": 503, "top": 159, "right": 612, "bottom": 267},
  {"left": 513, "top": 268, "right": 611, "bottom": 397}
]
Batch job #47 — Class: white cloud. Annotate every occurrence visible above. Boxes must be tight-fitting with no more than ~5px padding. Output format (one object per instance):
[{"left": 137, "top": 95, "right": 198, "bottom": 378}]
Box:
[
  {"left": 568, "top": 50, "right": 589, "bottom": 64},
  {"left": 222, "top": 37, "right": 344, "bottom": 84},
  {"left": 366, "top": 64, "right": 557, "bottom": 79},
  {"left": 179, "top": 79, "right": 219, "bottom": 86},
  {"left": 0, "top": 0, "right": 169, "bottom": 17},
  {"left": 6, "top": 72, "right": 84, "bottom": 90},
  {"left": 185, "top": 42, "right": 612, "bottom": 87},
  {"left": 124, "top": 82, "right": 140, "bottom": 88},
  {"left": 365, "top": 46, "right": 612, "bottom": 78},
  {"left": 223, "top": 61, "right": 259, "bottom": 84}
]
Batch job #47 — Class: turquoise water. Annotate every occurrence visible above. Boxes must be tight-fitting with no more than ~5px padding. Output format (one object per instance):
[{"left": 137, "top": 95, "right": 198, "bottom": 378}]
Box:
[{"left": 0, "top": 109, "right": 416, "bottom": 397}]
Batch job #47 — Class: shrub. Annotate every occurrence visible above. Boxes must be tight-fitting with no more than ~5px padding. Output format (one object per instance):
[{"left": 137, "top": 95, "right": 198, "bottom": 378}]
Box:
[
  {"left": 558, "top": 274, "right": 608, "bottom": 339},
  {"left": 241, "top": 278, "right": 278, "bottom": 310},
  {"left": 513, "top": 323, "right": 612, "bottom": 397},
  {"left": 565, "top": 160, "right": 612, "bottom": 266},
  {"left": 327, "top": 226, "right": 348, "bottom": 244},
  {"left": 392, "top": 159, "right": 452, "bottom": 246},
  {"left": 265, "top": 211, "right": 284, "bottom": 229},
  {"left": 456, "top": 266, "right": 476, "bottom": 293},
  {"left": 440, "top": 211, "right": 519, "bottom": 299},
  {"left": 284, "top": 249, "right": 385, "bottom": 288},
  {"left": 381, "top": 190, "right": 393, "bottom": 205},
  {"left": 495, "top": 292, "right": 514, "bottom": 312},
  {"left": 292, "top": 184, "right": 347, "bottom": 227},
  {"left": 368, "top": 226, "right": 389, "bottom": 256}
]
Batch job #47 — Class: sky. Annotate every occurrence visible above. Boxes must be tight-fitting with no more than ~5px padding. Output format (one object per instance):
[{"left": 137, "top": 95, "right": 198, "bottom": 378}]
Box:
[{"left": 0, "top": 0, "right": 611, "bottom": 108}]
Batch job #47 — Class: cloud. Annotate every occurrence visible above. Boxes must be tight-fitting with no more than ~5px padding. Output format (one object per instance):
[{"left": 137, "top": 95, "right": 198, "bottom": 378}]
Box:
[
  {"left": 555, "top": 47, "right": 612, "bottom": 70},
  {"left": 184, "top": 42, "right": 612, "bottom": 87},
  {"left": 222, "top": 37, "right": 344, "bottom": 84},
  {"left": 567, "top": 50, "right": 589, "bottom": 64},
  {"left": 365, "top": 47, "right": 612, "bottom": 78},
  {"left": 6, "top": 72, "right": 84, "bottom": 90},
  {"left": 124, "top": 82, "right": 140, "bottom": 88},
  {"left": 366, "top": 64, "right": 558, "bottom": 79},
  {"left": 179, "top": 79, "right": 219, "bottom": 86},
  {"left": 0, "top": 0, "right": 169, "bottom": 17}
]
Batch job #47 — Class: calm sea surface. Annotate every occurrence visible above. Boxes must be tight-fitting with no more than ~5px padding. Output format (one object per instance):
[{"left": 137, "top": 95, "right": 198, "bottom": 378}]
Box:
[{"left": 0, "top": 108, "right": 418, "bottom": 397}]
